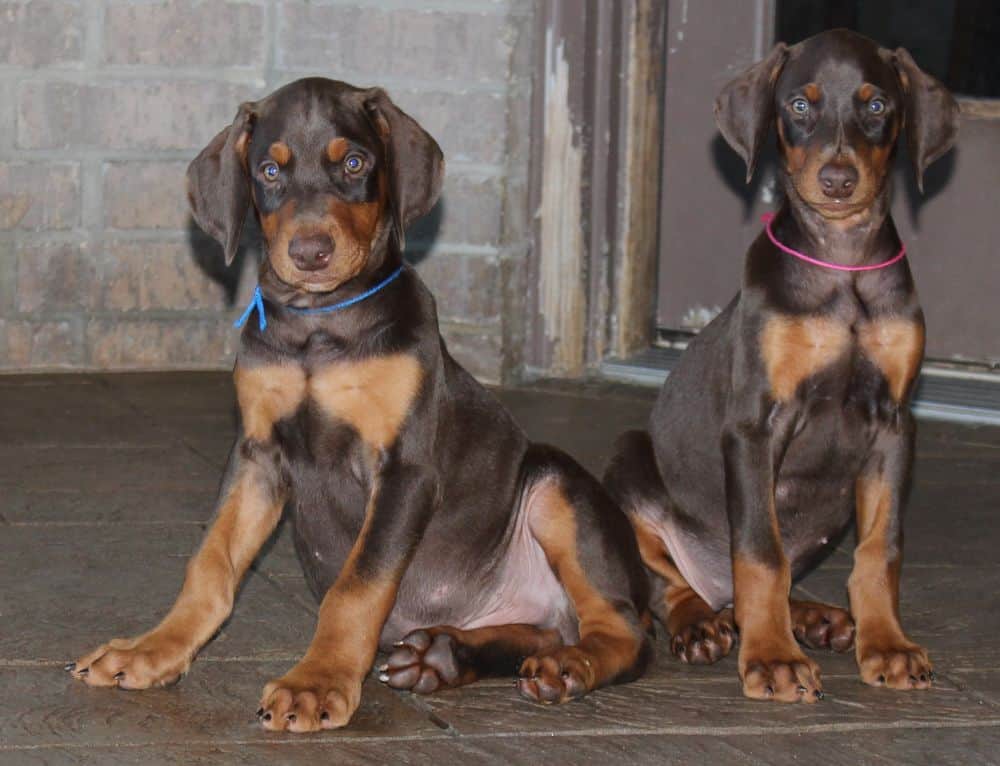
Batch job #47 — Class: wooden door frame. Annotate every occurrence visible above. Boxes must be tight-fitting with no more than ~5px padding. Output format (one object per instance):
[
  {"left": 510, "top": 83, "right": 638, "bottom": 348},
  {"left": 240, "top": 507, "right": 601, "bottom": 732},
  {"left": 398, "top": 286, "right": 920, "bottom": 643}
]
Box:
[{"left": 523, "top": 0, "right": 667, "bottom": 377}]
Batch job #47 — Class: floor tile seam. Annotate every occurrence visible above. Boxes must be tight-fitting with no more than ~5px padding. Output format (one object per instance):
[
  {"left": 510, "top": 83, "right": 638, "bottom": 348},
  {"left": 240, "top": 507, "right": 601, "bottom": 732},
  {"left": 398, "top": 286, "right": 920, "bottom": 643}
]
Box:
[
  {"left": 251, "top": 566, "right": 320, "bottom": 617},
  {"left": 5, "top": 718, "right": 998, "bottom": 753},
  {"left": 0, "top": 656, "right": 308, "bottom": 668},
  {"left": 5, "top": 520, "right": 207, "bottom": 528},
  {"left": 939, "top": 670, "right": 1000, "bottom": 709},
  {"left": 95, "top": 376, "right": 227, "bottom": 472},
  {"left": 440, "top": 718, "right": 1000, "bottom": 740}
]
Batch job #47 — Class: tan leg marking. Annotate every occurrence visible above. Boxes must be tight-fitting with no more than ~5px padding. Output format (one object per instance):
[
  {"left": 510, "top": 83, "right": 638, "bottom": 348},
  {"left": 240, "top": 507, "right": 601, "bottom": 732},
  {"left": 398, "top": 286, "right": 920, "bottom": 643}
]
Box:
[
  {"left": 734, "top": 557, "right": 822, "bottom": 703},
  {"left": 259, "top": 480, "right": 402, "bottom": 732},
  {"left": 71, "top": 364, "right": 298, "bottom": 689},
  {"left": 761, "top": 315, "right": 851, "bottom": 402},
  {"left": 850, "top": 477, "right": 932, "bottom": 689},
  {"left": 71, "top": 467, "right": 285, "bottom": 689},
  {"left": 517, "top": 480, "right": 645, "bottom": 704},
  {"left": 628, "top": 512, "right": 684, "bottom": 584},
  {"left": 627, "top": 513, "right": 735, "bottom": 663},
  {"left": 310, "top": 354, "right": 423, "bottom": 450},
  {"left": 858, "top": 318, "right": 925, "bottom": 403}
]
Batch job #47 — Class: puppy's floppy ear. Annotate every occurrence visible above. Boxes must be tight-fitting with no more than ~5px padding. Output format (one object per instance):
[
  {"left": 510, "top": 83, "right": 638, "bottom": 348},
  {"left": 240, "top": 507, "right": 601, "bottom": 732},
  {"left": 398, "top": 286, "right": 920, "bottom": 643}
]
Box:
[
  {"left": 890, "top": 47, "right": 959, "bottom": 193},
  {"left": 363, "top": 88, "right": 445, "bottom": 248},
  {"left": 714, "top": 43, "right": 789, "bottom": 183},
  {"left": 186, "top": 102, "right": 256, "bottom": 265}
]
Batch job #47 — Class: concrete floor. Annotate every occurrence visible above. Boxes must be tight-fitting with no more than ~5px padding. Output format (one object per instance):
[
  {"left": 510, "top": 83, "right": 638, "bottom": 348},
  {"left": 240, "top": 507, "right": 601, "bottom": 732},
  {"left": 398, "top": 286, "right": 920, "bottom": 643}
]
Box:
[{"left": 2, "top": 372, "right": 1000, "bottom": 765}]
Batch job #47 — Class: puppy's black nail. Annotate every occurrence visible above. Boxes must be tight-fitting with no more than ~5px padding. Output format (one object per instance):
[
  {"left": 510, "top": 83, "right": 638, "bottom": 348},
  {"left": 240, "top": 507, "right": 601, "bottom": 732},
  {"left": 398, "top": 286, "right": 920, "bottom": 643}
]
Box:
[
  {"left": 64, "top": 662, "right": 76, "bottom": 672},
  {"left": 256, "top": 707, "right": 264, "bottom": 718},
  {"left": 814, "top": 689, "right": 825, "bottom": 700},
  {"left": 114, "top": 671, "right": 125, "bottom": 681}
]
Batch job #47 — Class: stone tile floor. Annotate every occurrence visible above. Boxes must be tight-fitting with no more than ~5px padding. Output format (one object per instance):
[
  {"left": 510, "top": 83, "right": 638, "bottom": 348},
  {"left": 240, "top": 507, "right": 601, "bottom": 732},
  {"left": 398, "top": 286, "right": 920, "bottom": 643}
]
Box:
[{"left": 1, "top": 371, "right": 999, "bottom": 764}]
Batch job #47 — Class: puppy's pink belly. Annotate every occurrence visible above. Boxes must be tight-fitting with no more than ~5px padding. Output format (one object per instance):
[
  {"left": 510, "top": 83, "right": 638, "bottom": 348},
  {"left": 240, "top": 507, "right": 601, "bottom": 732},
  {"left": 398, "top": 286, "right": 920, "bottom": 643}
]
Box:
[{"left": 381, "top": 528, "right": 576, "bottom": 646}]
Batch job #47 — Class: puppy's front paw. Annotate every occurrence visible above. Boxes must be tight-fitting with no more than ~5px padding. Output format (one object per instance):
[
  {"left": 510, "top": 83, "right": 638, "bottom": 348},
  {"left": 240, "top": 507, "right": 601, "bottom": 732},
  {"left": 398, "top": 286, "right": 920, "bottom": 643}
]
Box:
[
  {"left": 858, "top": 640, "right": 933, "bottom": 690},
  {"left": 68, "top": 632, "right": 191, "bottom": 689},
  {"left": 258, "top": 664, "right": 361, "bottom": 733},
  {"left": 739, "top": 646, "right": 824, "bottom": 703}
]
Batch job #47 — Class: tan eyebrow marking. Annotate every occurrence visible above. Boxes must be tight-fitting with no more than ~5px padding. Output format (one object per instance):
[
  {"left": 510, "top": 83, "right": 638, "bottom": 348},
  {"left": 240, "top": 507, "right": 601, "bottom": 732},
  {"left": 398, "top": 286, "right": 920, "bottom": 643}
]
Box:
[
  {"left": 327, "top": 137, "right": 349, "bottom": 163},
  {"left": 858, "top": 83, "right": 875, "bottom": 101},
  {"left": 803, "top": 83, "right": 822, "bottom": 103},
  {"left": 268, "top": 141, "right": 291, "bottom": 165}
]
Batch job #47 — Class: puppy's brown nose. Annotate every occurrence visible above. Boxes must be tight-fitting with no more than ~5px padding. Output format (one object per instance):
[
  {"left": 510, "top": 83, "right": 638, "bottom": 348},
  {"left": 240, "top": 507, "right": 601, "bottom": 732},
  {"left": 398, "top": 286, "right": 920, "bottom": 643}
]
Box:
[
  {"left": 288, "top": 234, "right": 334, "bottom": 271},
  {"left": 819, "top": 163, "right": 859, "bottom": 199}
]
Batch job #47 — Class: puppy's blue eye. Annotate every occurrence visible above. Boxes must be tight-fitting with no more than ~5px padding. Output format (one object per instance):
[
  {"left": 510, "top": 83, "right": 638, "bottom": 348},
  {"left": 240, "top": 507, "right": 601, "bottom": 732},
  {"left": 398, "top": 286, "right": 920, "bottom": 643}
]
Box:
[
  {"left": 344, "top": 153, "right": 365, "bottom": 174},
  {"left": 261, "top": 162, "right": 280, "bottom": 180},
  {"left": 791, "top": 98, "right": 810, "bottom": 115},
  {"left": 869, "top": 98, "right": 886, "bottom": 115}
]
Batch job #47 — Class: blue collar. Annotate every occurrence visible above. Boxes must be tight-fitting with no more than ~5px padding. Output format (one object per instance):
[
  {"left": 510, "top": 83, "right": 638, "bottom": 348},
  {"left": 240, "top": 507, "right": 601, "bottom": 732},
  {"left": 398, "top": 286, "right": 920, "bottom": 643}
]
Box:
[{"left": 234, "top": 266, "right": 405, "bottom": 332}]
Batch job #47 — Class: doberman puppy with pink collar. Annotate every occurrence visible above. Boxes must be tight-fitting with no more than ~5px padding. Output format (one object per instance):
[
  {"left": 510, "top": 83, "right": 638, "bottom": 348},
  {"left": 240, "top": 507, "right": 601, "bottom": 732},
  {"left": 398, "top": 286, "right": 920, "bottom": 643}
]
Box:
[
  {"left": 68, "top": 78, "right": 651, "bottom": 731},
  {"left": 605, "top": 30, "right": 958, "bottom": 702}
]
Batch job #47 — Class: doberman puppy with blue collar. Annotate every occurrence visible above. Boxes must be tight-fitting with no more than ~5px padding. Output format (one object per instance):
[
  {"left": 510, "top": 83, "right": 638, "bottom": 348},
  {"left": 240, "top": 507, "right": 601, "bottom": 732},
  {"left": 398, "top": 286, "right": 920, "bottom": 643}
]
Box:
[
  {"left": 68, "top": 78, "right": 652, "bottom": 731},
  {"left": 605, "top": 30, "right": 958, "bottom": 702}
]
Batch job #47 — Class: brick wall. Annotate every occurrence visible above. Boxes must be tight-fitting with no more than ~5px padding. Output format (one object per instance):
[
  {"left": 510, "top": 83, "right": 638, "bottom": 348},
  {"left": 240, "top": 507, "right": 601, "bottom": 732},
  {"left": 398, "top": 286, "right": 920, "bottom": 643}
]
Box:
[{"left": 0, "top": 0, "right": 537, "bottom": 382}]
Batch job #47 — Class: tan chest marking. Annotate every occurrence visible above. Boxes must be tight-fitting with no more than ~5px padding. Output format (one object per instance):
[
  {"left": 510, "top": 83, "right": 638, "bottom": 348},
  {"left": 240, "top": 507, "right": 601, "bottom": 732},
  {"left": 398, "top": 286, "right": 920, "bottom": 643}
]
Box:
[
  {"left": 234, "top": 364, "right": 308, "bottom": 442},
  {"left": 310, "top": 354, "right": 423, "bottom": 449},
  {"left": 761, "top": 315, "right": 852, "bottom": 402},
  {"left": 858, "top": 318, "right": 924, "bottom": 402}
]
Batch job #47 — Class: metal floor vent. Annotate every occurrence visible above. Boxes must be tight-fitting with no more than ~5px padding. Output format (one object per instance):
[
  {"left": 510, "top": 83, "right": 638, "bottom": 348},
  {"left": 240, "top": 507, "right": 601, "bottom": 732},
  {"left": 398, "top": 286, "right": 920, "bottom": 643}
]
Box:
[{"left": 601, "top": 347, "right": 1000, "bottom": 426}]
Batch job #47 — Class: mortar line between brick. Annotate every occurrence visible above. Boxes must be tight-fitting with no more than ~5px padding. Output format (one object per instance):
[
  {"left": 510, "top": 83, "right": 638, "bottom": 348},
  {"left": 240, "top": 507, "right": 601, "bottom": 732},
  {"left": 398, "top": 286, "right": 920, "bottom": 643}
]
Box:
[
  {"left": 265, "top": 0, "right": 278, "bottom": 80},
  {"left": 82, "top": 0, "right": 105, "bottom": 70},
  {"left": 3, "top": 67, "right": 504, "bottom": 94}
]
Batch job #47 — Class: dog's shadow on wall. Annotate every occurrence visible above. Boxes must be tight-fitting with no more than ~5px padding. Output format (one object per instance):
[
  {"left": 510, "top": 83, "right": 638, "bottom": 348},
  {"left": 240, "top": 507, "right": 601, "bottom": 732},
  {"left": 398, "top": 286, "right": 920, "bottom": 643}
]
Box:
[
  {"left": 187, "top": 198, "right": 446, "bottom": 306},
  {"left": 710, "top": 133, "right": 774, "bottom": 222},
  {"left": 402, "top": 198, "right": 444, "bottom": 267},
  {"left": 897, "top": 136, "right": 957, "bottom": 226},
  {"left": 708, "top": 131, "right": 958, "bottom": 228},
  {"left": 186, "top": 216, "right": 259, "bottom": 306}
]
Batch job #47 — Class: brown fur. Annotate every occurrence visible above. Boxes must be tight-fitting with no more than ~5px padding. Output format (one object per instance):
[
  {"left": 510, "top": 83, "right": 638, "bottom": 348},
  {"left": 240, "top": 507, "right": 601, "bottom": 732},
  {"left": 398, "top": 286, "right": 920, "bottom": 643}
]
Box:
[{"left": 524, "top": 480, "right": 644, "bottom": 695}]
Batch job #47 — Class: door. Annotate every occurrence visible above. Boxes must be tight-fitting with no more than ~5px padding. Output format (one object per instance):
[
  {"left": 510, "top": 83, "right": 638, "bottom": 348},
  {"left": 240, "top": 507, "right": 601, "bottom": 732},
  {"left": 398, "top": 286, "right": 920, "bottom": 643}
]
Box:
[{"left": 656, "top": 0, "right": 1000, "bottom": 366}]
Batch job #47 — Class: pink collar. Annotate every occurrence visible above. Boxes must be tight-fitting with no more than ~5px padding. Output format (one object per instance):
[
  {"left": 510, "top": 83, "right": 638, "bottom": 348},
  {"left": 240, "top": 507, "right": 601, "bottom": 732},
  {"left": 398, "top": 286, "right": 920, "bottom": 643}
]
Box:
[{"left": 761, "top": 212, "right": 906, "bottom": 272}]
